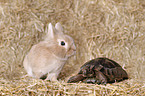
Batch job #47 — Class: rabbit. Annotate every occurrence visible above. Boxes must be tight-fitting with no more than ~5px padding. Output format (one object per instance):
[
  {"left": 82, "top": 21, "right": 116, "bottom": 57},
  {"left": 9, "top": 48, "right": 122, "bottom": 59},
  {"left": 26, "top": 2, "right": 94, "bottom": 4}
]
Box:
[{"left": 23, "top": 23, "right": 76, "bottom": 81}]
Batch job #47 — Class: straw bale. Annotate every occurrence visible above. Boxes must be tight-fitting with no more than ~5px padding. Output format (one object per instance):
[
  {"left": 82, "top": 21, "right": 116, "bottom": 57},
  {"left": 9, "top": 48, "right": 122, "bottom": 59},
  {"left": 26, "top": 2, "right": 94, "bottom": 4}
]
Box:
[{"left": 0, "top": 0, "right": 145, "bottom": 95}]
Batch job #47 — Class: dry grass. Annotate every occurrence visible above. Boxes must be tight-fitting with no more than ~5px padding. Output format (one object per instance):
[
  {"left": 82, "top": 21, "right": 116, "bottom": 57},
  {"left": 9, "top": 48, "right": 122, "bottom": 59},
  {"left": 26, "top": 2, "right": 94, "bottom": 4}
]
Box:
[{"left": 0, "top": 0, "right": 145, "bottom": 95}]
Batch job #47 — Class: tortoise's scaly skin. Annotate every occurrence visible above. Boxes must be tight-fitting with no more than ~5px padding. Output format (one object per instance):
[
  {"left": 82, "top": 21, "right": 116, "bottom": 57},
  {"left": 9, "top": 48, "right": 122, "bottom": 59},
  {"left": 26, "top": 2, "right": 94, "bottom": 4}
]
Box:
[{"left": 67, "top": 57, "right": 128, "bottom": 84}]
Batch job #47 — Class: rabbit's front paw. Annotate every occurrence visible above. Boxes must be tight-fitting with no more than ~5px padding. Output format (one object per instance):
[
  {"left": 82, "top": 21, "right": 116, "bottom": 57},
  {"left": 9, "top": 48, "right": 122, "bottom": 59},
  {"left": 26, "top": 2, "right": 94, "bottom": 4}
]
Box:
[{"left": 45, "top": 73, "right": 58, "bottom": 81}]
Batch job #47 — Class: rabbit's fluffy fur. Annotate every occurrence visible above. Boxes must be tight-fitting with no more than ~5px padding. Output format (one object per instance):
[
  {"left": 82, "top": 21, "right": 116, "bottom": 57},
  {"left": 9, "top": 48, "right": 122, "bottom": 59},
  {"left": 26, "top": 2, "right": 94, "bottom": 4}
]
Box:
[{"left": 23, "top": 23, "right": 76, "bottom": 81}]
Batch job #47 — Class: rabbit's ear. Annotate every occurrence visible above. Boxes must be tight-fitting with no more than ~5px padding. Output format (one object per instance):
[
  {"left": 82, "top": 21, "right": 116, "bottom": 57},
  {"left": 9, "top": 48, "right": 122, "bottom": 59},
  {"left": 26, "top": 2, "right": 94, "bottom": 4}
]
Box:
[
  {"left": 55, "top": 22, "right": 63, "bottom": 33},
  {"left": 47, "top": 23, "right": 55, "bottom": 38}
]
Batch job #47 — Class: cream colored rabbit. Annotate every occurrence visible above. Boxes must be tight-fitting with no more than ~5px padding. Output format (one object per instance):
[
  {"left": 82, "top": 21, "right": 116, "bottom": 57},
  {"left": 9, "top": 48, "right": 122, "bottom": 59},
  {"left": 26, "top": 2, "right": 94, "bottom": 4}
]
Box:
[{"left": 23, "top": 23, "right": 76, "bottom": 81}]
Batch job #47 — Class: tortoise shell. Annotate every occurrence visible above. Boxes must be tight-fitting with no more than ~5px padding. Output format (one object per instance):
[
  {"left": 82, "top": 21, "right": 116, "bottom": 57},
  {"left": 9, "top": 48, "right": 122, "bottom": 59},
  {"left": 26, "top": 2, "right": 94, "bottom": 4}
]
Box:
[{"left": 67, "top": 57, "right": 128, "bottom": 84}]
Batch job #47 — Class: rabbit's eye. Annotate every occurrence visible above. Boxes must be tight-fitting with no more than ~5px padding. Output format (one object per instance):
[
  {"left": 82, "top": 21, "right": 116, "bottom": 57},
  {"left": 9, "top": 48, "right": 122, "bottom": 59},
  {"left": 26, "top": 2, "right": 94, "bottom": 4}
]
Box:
[{"left": 61, "top": 41, "right": 65, "bottom": 46}]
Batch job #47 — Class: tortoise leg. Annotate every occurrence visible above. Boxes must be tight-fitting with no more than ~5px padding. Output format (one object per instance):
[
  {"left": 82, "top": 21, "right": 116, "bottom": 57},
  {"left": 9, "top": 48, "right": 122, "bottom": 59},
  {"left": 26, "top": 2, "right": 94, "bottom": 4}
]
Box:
[
  {"left": 95, "top": 71, "right": 107, "bottom": 84},
  {"left": 83, "top": 71, "right": 107, "bottom": 84},
  {"left": 93, "top": 65, "right": 107, "bottom": 84},
  {"left": 67, "top": 74, "right": 85, "bottom": 83}
]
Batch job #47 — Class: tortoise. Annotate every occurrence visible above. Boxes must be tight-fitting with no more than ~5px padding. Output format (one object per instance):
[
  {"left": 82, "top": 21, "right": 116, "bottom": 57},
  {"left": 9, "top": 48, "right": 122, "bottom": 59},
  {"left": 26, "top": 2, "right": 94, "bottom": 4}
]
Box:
[{"left": 67, "top": 57, "right": 128, "bottom": 84}]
